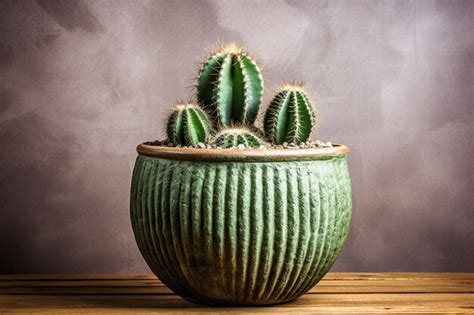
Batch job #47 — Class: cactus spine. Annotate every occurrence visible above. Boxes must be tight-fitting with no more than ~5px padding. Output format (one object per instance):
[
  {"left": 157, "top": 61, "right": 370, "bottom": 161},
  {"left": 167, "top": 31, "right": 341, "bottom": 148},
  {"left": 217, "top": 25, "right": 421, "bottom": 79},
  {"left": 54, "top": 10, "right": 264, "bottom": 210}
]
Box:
[
  {"left": 197, "top": 43, "right": 264, "bottom": 127},
  {"left": 264, "top": 84, "right": 317, "bottom": 145},
  {"left": 166, "top": 103, "right": 211, "bottom": 147},
  {"left": 213, "top": 127, "right": 264, "bottom": 148}
]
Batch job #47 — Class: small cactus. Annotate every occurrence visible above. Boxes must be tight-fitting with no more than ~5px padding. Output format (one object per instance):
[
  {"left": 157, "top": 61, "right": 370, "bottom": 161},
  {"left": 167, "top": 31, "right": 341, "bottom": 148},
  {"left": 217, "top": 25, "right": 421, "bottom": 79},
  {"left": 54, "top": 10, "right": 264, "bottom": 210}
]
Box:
[
  {"left": 212, "top": 127, "right": 264, "bottom": 149},
  {"left": 166, "top": 103, "right": 211, "bottom": 147},
  {"left": 264, "top": 84, "right": 317, "bottom": 145},
  {"left": 196, "top": 43, "right": 264, "bottom": 127}
]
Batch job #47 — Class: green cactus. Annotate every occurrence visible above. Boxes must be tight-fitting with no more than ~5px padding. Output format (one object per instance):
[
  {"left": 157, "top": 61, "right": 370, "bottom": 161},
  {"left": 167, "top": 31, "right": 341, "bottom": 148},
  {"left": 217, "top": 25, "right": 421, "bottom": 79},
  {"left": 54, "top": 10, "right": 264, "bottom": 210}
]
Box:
[
  {"left": 166, "top": 103, "right": 211, "bottom": 147},
  {"left": 196, "top": 43, "right": 264, "bottom": 127},
  {"left": 212, "top": 127, "right": 264, "bottom": 148},
  {"left": 264, "top": 84, "right": 317, "bottom": 145}
]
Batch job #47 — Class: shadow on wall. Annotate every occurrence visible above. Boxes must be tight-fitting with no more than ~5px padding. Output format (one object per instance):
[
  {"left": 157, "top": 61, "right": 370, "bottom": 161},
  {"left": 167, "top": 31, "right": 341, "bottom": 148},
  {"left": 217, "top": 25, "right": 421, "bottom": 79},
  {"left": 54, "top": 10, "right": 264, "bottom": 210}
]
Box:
[
  {"left": 0, "top": 0, "right": 143, "bottom": 273},
  {"left": 36, "top": 0, "right": 105, "bottom": 33}
]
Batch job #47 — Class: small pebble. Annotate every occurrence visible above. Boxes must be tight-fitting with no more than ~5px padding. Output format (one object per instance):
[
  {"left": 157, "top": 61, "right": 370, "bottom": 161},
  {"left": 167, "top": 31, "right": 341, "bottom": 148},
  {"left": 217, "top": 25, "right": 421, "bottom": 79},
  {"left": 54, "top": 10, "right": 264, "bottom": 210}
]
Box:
[
  {"left": 289, "top": 142, "right": 297, "bottom": 147},
  {"left": 237, "top": 144, "right": 246, "bottom": 149}
]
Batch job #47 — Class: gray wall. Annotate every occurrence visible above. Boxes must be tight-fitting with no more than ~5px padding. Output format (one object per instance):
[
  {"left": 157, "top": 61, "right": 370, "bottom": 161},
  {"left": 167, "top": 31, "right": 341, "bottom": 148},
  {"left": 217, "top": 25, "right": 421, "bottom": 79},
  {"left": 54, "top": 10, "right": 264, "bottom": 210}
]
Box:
[{"left": 1, "top": 0, "right": 473, "bottom": 273}]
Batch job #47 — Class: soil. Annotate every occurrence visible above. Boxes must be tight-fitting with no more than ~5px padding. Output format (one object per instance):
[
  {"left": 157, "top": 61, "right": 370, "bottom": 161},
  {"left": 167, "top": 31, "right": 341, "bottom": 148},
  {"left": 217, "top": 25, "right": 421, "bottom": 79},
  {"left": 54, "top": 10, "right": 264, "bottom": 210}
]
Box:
[{"left": 143, "top": 139, "right": 334, "bottom": 149}]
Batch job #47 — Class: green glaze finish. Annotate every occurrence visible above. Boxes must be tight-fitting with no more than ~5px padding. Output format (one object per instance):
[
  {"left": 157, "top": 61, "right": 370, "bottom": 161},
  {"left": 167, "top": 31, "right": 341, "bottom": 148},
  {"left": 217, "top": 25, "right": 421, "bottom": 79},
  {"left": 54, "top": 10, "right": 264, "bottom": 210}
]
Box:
[
  {"left": 130, "top": 152, "right": 352, "bottom": 306},
  {"left": 166, "top": 104, "right": 211, "bottom": 147},
  {"left": 196, "top": 45, "right": 264, "bottom": 127},
  {"left": 264, "top": 86, "right": 317, "bottom": 145},
  {"left": 213, "top": 128, "right": 264, "bottom": 148}
]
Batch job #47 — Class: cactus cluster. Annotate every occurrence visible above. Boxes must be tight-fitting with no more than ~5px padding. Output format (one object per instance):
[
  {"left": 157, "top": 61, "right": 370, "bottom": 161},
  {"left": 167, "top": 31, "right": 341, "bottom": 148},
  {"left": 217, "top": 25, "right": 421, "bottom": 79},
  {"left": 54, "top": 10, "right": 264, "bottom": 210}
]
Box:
[
  {"left": 212, "top": 127, "right": 263, "bottom": 148},
  {"left": 163, "top": 43, "right": 318, "bottom": 148},
  {"left": 197, "top": 43, "right": 263, "bottom": 127},
  {"left": 264, "top": 84, "right": 316, "bottom": 145},
  {"left": 166, "top": 103, "right": 211, "bottom": 147}
]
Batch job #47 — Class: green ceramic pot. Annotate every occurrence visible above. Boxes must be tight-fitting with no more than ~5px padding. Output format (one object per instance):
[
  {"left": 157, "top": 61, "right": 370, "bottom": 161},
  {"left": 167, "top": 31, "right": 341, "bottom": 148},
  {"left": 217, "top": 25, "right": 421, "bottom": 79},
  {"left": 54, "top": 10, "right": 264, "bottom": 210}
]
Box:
[{"left": 130, "top": 144, "right": 352, "bottom": 306}]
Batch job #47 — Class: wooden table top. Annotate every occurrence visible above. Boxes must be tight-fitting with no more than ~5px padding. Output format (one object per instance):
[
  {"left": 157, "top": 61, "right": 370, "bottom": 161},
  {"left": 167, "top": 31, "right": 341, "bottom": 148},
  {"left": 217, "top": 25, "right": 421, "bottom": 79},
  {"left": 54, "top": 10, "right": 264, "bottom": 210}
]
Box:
[{"left": 1, "top": 273, "right": 473, "bottom": 314}]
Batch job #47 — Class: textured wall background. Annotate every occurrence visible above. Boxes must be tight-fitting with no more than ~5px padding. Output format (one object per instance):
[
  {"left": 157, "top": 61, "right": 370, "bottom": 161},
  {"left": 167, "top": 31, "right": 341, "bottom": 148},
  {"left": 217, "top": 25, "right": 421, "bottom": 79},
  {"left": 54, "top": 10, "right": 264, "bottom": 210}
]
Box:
[{"left": 1, "top": 0, "right": 473, "bottom": 273}]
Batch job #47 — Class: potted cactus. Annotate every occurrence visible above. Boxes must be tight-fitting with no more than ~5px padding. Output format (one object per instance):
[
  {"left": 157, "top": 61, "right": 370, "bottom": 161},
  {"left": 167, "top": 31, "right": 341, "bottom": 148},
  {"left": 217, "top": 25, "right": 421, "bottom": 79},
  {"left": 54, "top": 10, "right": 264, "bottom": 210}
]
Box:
[{"left": 130, "top": 43, "right": 352, "bottom": 306}]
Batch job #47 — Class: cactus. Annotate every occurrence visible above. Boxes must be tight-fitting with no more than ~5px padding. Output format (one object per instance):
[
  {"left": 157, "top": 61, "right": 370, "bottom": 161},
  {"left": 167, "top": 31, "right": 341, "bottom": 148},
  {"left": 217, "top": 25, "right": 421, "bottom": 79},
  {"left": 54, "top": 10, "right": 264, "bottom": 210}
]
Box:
[
  {"left": 166, "top": 103, "right": 211, "bottom": 147},
  {"left": 264, "top": 84, "right": 317, "bottom": 145},
  {"left": 212, "top": 127, "right": 264, "bottom": 148},
  {"left": 196, "top": 43, "right": 264, "bottom": 127}
]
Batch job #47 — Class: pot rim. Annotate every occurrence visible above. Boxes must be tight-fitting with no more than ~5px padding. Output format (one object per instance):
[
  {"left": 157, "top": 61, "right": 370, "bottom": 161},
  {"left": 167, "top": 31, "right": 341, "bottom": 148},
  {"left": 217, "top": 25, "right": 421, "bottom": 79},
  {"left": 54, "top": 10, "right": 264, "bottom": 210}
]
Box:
[{"left": 137, "top": 143, "right": 349, "bottom": 162}]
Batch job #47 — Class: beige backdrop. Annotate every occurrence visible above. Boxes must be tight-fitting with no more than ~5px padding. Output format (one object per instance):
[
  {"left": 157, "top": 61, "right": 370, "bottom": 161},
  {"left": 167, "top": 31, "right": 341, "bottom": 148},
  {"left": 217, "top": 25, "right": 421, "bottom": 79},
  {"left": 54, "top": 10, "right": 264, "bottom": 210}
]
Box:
[{"left": 1, "top": 0, "right": 473, "bottom": 273}]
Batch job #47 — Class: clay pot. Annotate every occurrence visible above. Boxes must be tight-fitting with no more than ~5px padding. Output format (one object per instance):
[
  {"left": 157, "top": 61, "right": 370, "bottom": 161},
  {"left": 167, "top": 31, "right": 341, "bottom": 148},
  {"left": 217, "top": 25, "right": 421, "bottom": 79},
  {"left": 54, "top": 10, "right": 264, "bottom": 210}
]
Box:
[{"left": 130, "top": 144, "right": 352, "bottom": 305}]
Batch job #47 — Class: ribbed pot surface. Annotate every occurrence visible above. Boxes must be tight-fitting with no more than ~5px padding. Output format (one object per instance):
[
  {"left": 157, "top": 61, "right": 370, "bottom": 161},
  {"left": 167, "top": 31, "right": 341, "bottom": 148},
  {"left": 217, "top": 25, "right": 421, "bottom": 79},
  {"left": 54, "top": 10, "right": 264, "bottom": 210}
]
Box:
[{"left": 130, "top": 153, "right": 352, "bottom": 305}]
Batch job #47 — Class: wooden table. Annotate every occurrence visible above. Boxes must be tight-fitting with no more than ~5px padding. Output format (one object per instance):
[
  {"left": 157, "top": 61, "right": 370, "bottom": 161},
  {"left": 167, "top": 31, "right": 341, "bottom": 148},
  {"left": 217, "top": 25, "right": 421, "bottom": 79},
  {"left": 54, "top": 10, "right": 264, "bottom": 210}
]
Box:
[{"left": 1, "top": 273, "right": 473, "bottom": 313}]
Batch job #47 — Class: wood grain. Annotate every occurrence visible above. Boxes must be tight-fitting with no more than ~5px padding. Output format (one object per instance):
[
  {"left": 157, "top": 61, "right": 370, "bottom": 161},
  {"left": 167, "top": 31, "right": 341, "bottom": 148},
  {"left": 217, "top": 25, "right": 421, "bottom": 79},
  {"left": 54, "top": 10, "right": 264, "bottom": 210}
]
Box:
[{"left": 1, "top": 273, "right": 473, "bottom": 314}]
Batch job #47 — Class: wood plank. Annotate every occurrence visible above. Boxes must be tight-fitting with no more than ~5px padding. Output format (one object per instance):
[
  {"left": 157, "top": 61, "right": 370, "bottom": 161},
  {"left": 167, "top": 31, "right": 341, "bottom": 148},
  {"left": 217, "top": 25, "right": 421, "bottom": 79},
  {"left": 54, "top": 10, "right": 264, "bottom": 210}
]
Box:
[
  {"left": 1, "top": 307, "right": 472, "bottom": 314},
  {"left": 1, "top": 272, "right": 473, "bottom": 281},
  {"left": 0, "top": 278, "right": 474, "bottom": 287},
  {"left": 1, "top": 293, "right": 473, "bottom": 313},
  {"left": 1, "top": 279, "right": 473, "bottom": 294},
  {"left": 0, "top": 280, "right": 166, "bottom": 287},
  {"left": 1, "top": 274, "right": 473, "bottom": 313},
  {"left": 0, "top": 274, "right": 157, "bottom": 281},
  {"left": 326, "top": 272, "right": 474, "bottom": 280},
  {"left": 1, "top": 279, "right": 473, "bottom": 287}
]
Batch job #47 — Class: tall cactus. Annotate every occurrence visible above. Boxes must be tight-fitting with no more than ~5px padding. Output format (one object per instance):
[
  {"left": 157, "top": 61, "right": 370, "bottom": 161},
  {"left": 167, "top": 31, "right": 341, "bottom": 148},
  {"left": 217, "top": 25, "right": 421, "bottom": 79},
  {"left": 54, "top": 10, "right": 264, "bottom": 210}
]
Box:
[
  {"left": 196, "top": 43, "right": 264, "bottom": 127},
  {"left": 264, "top": 84, "right": 317, "bottom": 145},
  {"left": 212, "top": 127, "right": 264, "bottom": 148},
  {"left": 166, "top": 103, "right": 211, "bottom": 147}
]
